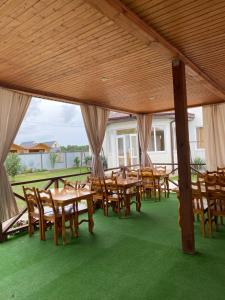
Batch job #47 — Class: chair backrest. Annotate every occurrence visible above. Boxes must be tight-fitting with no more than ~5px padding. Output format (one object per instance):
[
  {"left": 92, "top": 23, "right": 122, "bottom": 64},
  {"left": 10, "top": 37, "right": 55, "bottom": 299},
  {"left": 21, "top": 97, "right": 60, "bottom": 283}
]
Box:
[
  {"left": 141, "top": 167, "right": 153, "bottom": 172},
  {"left": 155, "top": 165, "right": 166, "bottom": 174},
  {"left": 36, "top": 189, "right": 57, "bottom": 215},
  {"left": 64, "top": 180, "right": 76, "bottom": 190},
  {"left": 217, "top": 167, "right": 225, "bottom": 174},
  {"left": 23, "top": 186, "right": 40, "bottom": 214},
  {"left": 191, "top": 181, "right": 204, "bottom": 211},
  {"left": 215, "top": 188, "right": 225, "bottom": 214},
  {"left": 207, "top": 170, "right": 218, "bottom": 176},
  {"left": 205, "top": 174, "right": 217, "bottom": 184},
  {"left": 89, "top": 176, "right": 104, "bottom": 194},
  {"left": 106, "top": 177, "right": 121, "bottom": 198},
  {"left": 127, "top": 169, "right": 139, "bottom": 179},
  {"left": 111, "top": 170, "right": 120, "bottom": 178},
  {"left": 140, "top": 169, "right": 155, "bottom": 185}
]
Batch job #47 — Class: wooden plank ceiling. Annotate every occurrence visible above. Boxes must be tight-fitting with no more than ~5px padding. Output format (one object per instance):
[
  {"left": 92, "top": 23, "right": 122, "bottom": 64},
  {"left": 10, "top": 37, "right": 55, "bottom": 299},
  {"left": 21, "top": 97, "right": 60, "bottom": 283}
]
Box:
[{"left": 0, "top": 0, "right": 225, "bottom": 113}]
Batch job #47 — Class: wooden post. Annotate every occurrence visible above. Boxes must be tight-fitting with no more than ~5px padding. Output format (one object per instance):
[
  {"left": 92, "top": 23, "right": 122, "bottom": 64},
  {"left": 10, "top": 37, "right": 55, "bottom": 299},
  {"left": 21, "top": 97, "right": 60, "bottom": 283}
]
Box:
[
  {"left": 172, "top": 59, "right": 195, "bottom": 254},
  {"left": 0, "top": 221, "right": 4, "bottom": 242}
]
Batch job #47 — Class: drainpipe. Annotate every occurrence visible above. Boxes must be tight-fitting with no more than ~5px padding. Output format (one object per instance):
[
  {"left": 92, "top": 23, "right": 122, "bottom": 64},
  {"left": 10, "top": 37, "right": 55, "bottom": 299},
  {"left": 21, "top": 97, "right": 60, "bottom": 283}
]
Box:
[{"left": 170, "top": 120, "right": 175, "bottom": 173}]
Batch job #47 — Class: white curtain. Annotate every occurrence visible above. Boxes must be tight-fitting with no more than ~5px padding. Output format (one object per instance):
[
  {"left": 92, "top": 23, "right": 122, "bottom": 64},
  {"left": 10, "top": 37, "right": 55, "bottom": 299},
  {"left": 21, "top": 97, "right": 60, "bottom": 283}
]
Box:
[
  {"left": 80, "top": 104, "right": 109, "bottom": 177},
  {"left": 0, "top": 88, "right": 31, "bottom": 222},
  {"left": 203, "top": 103, "right": 225, "bottom": 171},
  {"left": 137, "top": 114, "right": 153, "bottom": 167}
]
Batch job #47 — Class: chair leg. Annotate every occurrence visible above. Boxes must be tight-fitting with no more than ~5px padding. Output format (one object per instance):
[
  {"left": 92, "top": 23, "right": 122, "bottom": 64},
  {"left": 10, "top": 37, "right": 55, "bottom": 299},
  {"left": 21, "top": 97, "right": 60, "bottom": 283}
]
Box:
[
  {"left": 41, "top": 220, "right": 46, "bottom": 241},
  {"left": 208, "top": 211, "right": 212, "bottom": 238},
  {"left": 54, "top": 222, "right": 59, "bottom": 246},
  {"left": 201, "top": 213, "right": 206, "bottom": 238},
  {"left": 74, "top": 211, "right": 79, "bottom": 237}
]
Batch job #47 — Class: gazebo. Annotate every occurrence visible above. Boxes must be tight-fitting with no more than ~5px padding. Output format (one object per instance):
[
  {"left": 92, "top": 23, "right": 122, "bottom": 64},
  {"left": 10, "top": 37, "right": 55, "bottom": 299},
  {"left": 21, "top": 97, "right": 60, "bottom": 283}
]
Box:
[{"left": 1, "top": 0, "right": 225, "bottom": 256}]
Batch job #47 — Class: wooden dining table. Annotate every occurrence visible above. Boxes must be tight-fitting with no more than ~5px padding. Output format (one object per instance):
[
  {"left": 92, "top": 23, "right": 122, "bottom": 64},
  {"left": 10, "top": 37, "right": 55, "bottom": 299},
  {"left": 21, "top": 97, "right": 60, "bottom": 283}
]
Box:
[
  {"left": 105, "top": 177, "right": 142, "bottom": 216},
  {"left": 50, "top": 188, "right": 95, "bottom": 244}
]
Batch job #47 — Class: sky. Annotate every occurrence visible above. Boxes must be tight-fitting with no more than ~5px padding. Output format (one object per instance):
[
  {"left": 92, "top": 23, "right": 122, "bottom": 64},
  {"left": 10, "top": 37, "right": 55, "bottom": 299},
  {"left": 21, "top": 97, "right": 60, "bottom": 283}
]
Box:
[{"left": 15, "top": 97, "right": 88, "bottom": 146}]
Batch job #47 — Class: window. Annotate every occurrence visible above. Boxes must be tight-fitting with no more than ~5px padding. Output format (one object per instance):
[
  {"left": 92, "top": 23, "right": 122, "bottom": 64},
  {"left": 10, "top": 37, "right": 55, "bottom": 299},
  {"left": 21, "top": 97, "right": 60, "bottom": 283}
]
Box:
[
  {"left": 196, "top": 127, "right": 205, "bottom": 149},
  {"left": 149, "top": 127, "right": 165, "bottom": 152}
]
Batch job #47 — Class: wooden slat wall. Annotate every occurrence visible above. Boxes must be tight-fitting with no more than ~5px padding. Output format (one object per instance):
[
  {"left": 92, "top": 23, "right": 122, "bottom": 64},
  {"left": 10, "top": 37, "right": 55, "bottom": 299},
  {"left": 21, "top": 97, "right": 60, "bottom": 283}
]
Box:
[{"left": 0, "top": 0, "right": 223, "bottom": 113}]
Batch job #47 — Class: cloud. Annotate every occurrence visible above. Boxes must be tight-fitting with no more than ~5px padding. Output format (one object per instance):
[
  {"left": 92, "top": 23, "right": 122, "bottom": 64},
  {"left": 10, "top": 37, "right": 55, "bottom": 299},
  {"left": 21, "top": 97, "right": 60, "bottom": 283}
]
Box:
[{"left": 15, "top": 98, "right": 88, "bottom": 146}]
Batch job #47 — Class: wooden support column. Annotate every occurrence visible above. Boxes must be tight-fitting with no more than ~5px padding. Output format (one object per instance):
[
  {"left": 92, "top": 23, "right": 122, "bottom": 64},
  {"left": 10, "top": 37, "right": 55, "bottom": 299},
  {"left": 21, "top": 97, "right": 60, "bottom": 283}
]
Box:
[
  {"left": 0, "top": 221, "right": 4, "bottom": 242},
  {"left": 172, "top": 59, "right": 195, "bottom": 254}
]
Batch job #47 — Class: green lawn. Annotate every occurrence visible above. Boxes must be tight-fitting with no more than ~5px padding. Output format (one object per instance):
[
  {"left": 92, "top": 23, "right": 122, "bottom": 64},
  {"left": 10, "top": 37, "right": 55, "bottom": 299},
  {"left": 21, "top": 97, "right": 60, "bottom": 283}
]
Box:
[
  {"left": 1, "top": 195, "right": 225, "bottom": 300},
  {"left": 10, "top": 167, "right": 90, "bottom": 209}
]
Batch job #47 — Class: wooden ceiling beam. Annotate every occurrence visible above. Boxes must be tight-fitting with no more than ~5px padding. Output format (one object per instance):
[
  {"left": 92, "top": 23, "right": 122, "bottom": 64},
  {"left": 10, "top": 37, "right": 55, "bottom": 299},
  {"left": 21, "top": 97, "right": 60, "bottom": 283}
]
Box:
[
  {"left": 85, "top": 0, "right": 225, "bottom": 100},
  {"left": 0, "top": 81, "right": 136, "bottom": 114}
]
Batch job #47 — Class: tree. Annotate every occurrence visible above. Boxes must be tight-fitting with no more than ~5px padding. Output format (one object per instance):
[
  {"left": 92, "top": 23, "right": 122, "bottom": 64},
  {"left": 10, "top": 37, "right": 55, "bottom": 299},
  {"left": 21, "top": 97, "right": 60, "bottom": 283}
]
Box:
[
  {"left": 61, "top": 145, "right": 89, "bottom": 152},
  {"left": 5, "top": 153, "right": 21, "bottom": 180},
  {"left": 84, "top": 155, "right": 92, "bottom": 166},
  {"left": 74, "top": 156, "right": 80, "bottom": 168},
  {"left": 49, "top": 152, "right": 57, "bottom": 169}
]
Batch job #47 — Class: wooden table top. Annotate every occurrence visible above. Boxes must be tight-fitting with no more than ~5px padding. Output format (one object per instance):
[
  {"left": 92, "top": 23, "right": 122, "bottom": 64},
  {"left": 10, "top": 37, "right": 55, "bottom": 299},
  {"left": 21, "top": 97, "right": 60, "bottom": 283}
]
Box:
[
  {"left": 105, "top": 177, "right": 141, "bottom": 187},
  {"left": 50, "top": 188, "right": 96, "bottom": 205}
]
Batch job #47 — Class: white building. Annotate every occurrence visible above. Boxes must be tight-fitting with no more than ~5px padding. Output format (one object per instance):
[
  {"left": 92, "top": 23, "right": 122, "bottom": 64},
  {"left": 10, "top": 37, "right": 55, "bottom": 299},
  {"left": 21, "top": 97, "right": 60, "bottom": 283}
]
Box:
[{"left": 103, "top": 107, "right": 205, "bottom": 170}]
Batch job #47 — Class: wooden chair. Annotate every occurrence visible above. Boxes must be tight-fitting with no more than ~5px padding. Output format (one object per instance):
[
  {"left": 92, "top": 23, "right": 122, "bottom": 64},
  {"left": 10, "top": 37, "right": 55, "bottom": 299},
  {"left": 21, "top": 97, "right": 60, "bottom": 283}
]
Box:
[
  {"left": 191, "top": 181, "right": 208, "bottom": 238},
  {"left": 36, "top": 189, "right": 74, "bottom": 245},
  {"left": 111, "top": 170, "right": 121, "bottom": 178},
  {"left": 205, "top": 181, "right": 218, "bottom": 237},
  {"left": 140, "top": 170, "right": 158, "bottom": 200},
  {"left": 126, "top": 169, "right": 139, "bottom": 179},
  {"left": 209, "top": 188, "right": 225, "bottom": 232},
  {"left": 23, "top": 187, "right": 43, "bottom": 240},
  {"left": 89, "top": 176, "right": 107, "bottom": 214},
  {"left": 105, "top": 177, "right": 124, "bottom": 216},
  {"left": 217, "top": 167, "right": 225, "bottom": 175},
  {"left": 155, "top": 165, "right": 169, "bottom": 198}
]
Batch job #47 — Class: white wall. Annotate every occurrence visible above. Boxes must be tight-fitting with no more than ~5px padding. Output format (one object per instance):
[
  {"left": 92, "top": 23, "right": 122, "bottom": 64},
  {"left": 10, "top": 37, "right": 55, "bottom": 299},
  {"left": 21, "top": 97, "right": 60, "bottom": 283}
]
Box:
[
  {"left": 188, "top": 107, "right": 205, "bottom": 162},
  {"left": 103, "top": 117, "right": 173, "bottom": 168},
  {"left": 103, "top": 107, "right": 205, "bottom": 169}
]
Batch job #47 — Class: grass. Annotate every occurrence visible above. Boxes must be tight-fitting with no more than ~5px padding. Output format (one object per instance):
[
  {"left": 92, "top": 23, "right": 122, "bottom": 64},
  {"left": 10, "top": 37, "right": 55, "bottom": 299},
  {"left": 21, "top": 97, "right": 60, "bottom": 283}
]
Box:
[
  {"left": 10, "top": 167, "right": 89, "bottom": 209},
  {"left": 0, "top": 195, "right": 225, "bottom": 300}
]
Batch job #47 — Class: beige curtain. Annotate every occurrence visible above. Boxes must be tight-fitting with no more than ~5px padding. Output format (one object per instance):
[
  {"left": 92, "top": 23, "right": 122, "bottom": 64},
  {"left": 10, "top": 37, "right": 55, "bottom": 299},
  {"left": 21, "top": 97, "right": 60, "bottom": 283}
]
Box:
[
  {"left": 203, "top": 103, "right": 225, "bottom": 171},
  {"left": 80, "top": 104, "right": 109, "bottom": 177},
  {"left": 137, "top": 114, "right": 153, "bottom": 167},
  {"left": 0, "top": 88, "right": 31, "bottom": 222}
]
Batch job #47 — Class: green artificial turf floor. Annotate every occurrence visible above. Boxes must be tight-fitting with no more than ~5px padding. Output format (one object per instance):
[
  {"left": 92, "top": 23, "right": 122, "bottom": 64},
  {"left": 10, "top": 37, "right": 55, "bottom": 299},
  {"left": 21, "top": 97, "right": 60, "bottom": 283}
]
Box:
[{"left": 0, "top": 195, "right": 225, "bottom": 300}]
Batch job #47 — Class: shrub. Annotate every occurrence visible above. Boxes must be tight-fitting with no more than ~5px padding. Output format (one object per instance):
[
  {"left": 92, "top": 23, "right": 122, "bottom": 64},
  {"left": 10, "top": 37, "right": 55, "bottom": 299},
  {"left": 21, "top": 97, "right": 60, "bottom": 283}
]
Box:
[
  {"left": 192, "top": 156, "right": 206, "bottom": 172},
  {"left": 5, "top": 153, "right": 21, "bottom": 180},
  {"left": 74, "top": 157, "right": 80, "bottom": 168},
  {"left": 49, "top": 152, "right": 57, "bottom": 169},
  {"left": 84, "top": 155, "right": 92, "bottom": 166},
  {"left": 101, "top": 155, "right": 108, "bottom": 170}
]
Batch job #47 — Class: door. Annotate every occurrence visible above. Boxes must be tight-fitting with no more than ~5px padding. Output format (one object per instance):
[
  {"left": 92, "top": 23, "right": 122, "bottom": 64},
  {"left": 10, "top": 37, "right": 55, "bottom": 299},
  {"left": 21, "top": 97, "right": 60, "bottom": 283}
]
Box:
[
  {"left": 130, "top": 134, "right": 138, "bottom": 165},
  {"left": 116, "top": 136, "right": 126, "bottom": 166}
]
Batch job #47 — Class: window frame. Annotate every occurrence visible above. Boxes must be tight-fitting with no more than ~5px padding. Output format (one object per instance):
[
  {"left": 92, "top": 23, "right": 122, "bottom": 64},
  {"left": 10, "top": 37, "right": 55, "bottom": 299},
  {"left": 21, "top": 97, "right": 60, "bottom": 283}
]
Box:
[
  {"left": 149, "top": 126, "right": 166, "bottom": 153},
  {"left": 196, "top": 126, "right": 205, "bottom": 150}
]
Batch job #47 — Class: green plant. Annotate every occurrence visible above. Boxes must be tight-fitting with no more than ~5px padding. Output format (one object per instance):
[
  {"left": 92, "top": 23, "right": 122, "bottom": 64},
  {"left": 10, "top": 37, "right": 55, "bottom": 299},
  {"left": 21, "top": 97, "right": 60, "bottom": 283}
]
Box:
[
  {"left": 74, "top": 156, "right": 80, "bottom": 168},
  {"left": 84, "top": 155, "right": 92, "bottom": 166},
  {"left": 101, "top": 155, "right": 108, "bottom": 170},
  {"left": 5, "top": 153, "right": 21, "bottom": 180},
  {"left": 192, "top": 156, "right": 206, "bottom": 173},
  {"left": 49, "top": 152, "right": 57, "bottom": 169}
]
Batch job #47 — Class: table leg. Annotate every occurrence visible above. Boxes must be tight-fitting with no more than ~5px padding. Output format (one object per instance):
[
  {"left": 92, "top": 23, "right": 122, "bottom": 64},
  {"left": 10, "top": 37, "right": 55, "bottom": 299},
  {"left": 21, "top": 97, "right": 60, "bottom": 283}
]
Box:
[
  {"left": 136, "top": 186, "right": 141, "bottom": 212},
  {"left": 87, "top": 197, "right": 94, "bottom": 233},
  {"left": 124, "top": 188, "right": 130, "bottom": 216},
  {"left": 61, "top": 206, "right": 66, "bottom": 245},
  {"left": 74, "top": 202, "right": 79, "bottom": 238}
]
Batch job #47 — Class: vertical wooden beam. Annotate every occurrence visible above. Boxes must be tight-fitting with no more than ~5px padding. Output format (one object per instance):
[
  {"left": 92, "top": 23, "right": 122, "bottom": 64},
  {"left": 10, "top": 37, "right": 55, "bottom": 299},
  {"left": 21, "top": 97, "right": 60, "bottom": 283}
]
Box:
[
  {"left": 0, "top": 221, "right": 4, "bottom": 242},
  {"left": 172, "top": 59, "right": 195, "bottom": 254}
]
